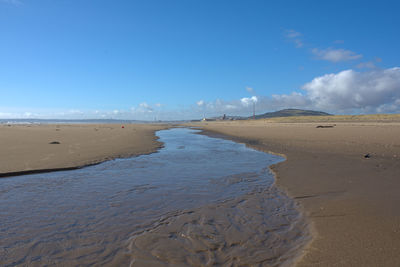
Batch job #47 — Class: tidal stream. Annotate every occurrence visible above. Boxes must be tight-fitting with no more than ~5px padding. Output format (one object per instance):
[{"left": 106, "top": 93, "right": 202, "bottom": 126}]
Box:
[{"left": 0, "top": 128, "right": 309, "bottom": 266}]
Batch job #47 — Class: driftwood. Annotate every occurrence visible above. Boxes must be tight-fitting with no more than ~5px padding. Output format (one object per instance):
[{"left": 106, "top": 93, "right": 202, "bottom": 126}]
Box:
[
  {"left": 316, "top": 125, "right": 335, "bottom": 128},
  {"left": 49, "top": 141, "right": 61, "bottom": 144}
]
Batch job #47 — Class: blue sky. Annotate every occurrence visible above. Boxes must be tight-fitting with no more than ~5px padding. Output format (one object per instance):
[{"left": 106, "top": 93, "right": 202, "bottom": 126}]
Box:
[{"left": 1, "top": 0, "right": 400, "bottom": 120}]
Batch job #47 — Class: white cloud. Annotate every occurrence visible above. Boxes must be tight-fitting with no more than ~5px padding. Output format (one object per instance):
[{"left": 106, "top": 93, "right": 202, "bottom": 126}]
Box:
[
  {"left": 0, "top": 110, "right": 40, "bottom": 119},
  {"left": 137, "top": 102, "right": 154, "bottom": 112},
  {"left": 271, "top": 92, "right": 311, "bottom": 108},
  {"left": 68, "top": 109, "right": 84, "bottom": 115},
  {"left": 0, "top": 102, "right": 164, "bottom": 120},
  {"left": 224, "top": 104, "right": 237, "bottom": 110},
  {"left": 241, "top": 96, "right": 258, "bottom": 106},
  {"left": 356, "top": 61, "right": 376, "bottom": 69},
  {"left": 302, "top": 67, "right": 400, "bottom": 111},
  {"left": 293, "top": 39, "right": 303, "bottom": 48},
  {"left": 285, "top": 29, "right": 301, "bottom": 38},
  {"left": 139, "top": 102, "right": 150, "bottom": 108},
  {"left": 196, "top": 100, "right": 205, "bottom": 107},
  {"left": 284, "top": 29, "right": 303, "bottom": 48},
  {"left": 2, "top": 68, "right": 400, "bottom": 120},
  {"left": 188, "top": 94, "right": 311, "bottom": 118},
  {"left": 192, "top": 67, "right": 400, "bottom": 116},
  {"left": 0, "top": 112, "right": 16, "bottom": 118},
  {"left": 312, "top": 48, "right": 362, "bottom": 62}
]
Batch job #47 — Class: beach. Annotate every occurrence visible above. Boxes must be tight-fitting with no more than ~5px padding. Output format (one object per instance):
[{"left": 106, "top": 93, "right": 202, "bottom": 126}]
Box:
[
  {"left": 191, "top": 119, "right": 400, "bottom": 266},
  {"left": 2, "top": 120, "right": 400, "bottom": 266},
  {"left": 1, "top": 126, "right": 308, "bottom": 266},
  {"left": 3, "top": 0, "right": 399, "bottom": 265},
  {"left": 0, "top": 123, "right": 168, "bottom": 176}
]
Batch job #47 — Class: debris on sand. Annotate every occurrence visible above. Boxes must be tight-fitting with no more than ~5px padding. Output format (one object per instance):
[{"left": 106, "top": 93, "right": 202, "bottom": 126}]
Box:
[
  {"left": 49, "top": 141, "right": 61, "bottom": 144},
  {"left": 316, "top": 125, "right": 335, "bottom": 128}
]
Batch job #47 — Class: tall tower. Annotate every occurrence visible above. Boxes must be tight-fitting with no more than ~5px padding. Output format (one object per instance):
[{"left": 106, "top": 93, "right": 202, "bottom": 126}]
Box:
[{"left": 253, "top": 101, "right": 255, "bottom": 119}]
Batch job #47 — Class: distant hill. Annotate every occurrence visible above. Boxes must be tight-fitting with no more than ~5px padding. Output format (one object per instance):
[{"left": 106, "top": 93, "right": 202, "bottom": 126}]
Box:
[{"left": 252, "top": 109, "right": 331, "bottom": 119}]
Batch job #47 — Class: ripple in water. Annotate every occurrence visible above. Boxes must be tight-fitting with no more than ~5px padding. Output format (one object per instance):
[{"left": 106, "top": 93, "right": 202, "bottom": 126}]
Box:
[{"left": 0, "top": 128, "right": 309, "bottom": 266}]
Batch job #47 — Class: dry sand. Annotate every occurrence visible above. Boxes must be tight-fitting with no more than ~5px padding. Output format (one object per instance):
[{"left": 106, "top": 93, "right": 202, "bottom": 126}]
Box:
[
  {"left": 0, "top": 123, "right": 168, "bottom": 176},
  {"left": 190, "top": 120, "right": 400, "bottom": 266}
]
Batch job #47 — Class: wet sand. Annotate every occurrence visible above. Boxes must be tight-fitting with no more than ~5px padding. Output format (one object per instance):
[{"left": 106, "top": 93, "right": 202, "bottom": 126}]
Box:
[
  {"left": 128, "top": 186, "right": 308, "bottom": 267},
  {"left": 3, "top": 121, "right": 400, "bottom": 266},
  {"left": 191, "top": 120, "right": 400, "bottom": 266},
  {"left": 1, "top": 128, "right": 309, "bottom": 266},
  {"left": 0, "top": 123, "right": 168, "bottom": 176}
]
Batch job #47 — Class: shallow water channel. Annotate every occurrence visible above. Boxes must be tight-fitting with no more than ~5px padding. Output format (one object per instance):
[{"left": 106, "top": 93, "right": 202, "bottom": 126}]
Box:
[{"left": 1, "top": 128, "right": 309, "bottom": 266}]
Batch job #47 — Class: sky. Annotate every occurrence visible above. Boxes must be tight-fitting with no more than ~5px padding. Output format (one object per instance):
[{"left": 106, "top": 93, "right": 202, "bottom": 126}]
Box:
[{"left": 1, "top": 0, "right": 400, "bottom": 120}]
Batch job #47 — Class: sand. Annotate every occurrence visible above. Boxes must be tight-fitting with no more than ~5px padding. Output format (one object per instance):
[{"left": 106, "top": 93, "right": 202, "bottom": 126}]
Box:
[
  {"left": 0, "top": 123, "right": 168, "bottom": 176},
  {"left": 127, "top": 186, "right": 308, "bottom": 267},
  {"left": 190, "top": 120, "right": 400, "bottom": 266},
  {"left": 1, "top": 126, "right": 308, "bottom": 267},
  {"left": 3, "top": 120, "right": 400, "bottom": 266}
]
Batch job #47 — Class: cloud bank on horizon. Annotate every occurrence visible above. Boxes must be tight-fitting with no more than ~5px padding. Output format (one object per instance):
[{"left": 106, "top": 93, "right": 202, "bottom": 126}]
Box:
[
  {"left": 3, "top": 66, "right": 399, "bottom": 120},
  {"left": 193, "top": 67, "right": 400, "bottom": 117}
]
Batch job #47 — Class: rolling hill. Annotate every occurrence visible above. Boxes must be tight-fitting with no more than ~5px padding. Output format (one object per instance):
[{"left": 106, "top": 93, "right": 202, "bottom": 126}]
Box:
[{"left": 252, "top": 109, "right": 331, "bottom": 119}]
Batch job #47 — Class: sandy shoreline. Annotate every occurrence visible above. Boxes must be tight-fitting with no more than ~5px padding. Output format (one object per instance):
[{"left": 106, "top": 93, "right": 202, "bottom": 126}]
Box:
[
  {"left": 191, "top": 121, "right": 400, "bottom": 266},
  {"left": 2, "top": 121, "right": 400, "bottom": 265},
  {"left": 0, "top": 123, "right": 169, "bottom": 176},
  {"left": 1, "top": 125, "right": 309, "bottom": 266}
]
